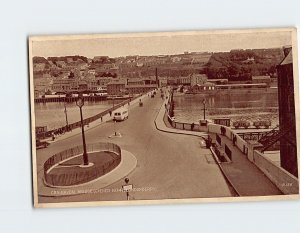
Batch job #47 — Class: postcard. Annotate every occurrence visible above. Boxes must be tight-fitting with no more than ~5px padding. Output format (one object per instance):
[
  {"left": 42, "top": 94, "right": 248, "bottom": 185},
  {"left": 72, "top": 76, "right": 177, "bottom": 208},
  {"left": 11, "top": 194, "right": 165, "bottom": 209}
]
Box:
[{"left": 29, "top": 28, "right": 300, "bottom": 208}]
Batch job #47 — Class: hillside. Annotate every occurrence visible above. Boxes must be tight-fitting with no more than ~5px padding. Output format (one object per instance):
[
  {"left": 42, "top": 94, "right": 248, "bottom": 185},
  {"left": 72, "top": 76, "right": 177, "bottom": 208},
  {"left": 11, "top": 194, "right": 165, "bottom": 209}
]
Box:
[{"left": 205, "top": 48, "right": 284, "bottom": 81}]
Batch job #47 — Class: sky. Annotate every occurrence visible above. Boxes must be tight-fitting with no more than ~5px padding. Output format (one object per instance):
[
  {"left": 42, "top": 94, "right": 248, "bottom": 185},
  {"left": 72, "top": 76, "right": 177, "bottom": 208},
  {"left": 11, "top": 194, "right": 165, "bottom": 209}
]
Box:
[{"left": 31, "top": 29, "right": 293, "bottom": 58}]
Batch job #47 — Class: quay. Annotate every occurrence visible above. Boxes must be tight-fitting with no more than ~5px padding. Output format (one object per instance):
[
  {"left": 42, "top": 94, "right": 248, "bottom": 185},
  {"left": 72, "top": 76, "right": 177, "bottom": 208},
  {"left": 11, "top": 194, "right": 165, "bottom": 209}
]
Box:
[{"left": 34, "top": 95, "right": 108, "bottom": 103}]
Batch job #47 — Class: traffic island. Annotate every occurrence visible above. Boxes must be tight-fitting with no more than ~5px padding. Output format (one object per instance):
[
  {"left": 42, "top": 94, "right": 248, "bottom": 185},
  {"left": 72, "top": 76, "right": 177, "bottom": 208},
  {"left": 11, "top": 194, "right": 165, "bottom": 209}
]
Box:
[
  {"left": 43, "top": 142, "right": 122, "bottom": 187},
  {"left": 45, "top": 151, "right": 120, "bottom": 187},
  {"left": 38, "top": 148, "right": 137, "bottom": 197}
]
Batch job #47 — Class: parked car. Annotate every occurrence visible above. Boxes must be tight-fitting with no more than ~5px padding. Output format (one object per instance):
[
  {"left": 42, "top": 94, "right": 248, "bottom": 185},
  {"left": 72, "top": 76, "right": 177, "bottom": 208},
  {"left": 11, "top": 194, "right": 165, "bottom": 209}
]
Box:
[
  {"left": 253, "top": 120, "right": 271, "bottom": 129},
  {"left": 233, "top": 120, "right": 250, "bottom": 129}
]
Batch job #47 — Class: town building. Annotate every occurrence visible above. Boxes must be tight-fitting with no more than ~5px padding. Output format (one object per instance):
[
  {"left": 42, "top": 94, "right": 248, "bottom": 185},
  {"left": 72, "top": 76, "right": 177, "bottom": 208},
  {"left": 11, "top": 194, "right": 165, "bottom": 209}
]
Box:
[
  {"left": 95, "top": 77, "right": 114, "bottom": 87},
  {"left": 125, "top": 84, "right": 157, "bottom": 95},
  {"left": 190, "top": 74, "right": 208, "bottom": 86},
  {"left": 189, "top": 82, "right": 216, "bottom": 92},
  {"left": 107, "top": 79, "right": 127, "bottom": 95},
  {"left": 252, "top": 75, "right": 271, "bottom": 84},
  {"left": 158, "top": 77, "right": 168, "bottom": 87},
  {"left": 34, "top": 77, "right": 52, "bottom": 94},
  {"left": 127, "top": 78, "right": 145, "bottom": 86},
  {"left": 207, "top": 78, "right": 229, "bottom": 85},
  {"left": 51, "top": 78, "right": 77, "bottom": 93},
  {"left": 276, "top": 46, "right": 298, "bottom": 177},
  {"left": 176, "top": 76, "right": 191, "bottom": 85}
]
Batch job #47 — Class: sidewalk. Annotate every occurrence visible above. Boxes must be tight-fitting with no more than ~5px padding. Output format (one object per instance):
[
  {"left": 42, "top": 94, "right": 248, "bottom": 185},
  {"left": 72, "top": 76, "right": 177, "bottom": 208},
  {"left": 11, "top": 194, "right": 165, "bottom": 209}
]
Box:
[
  {"left": 43, "top": 93, "right": 150, "bottom": 144},
  {"left": 156, "top": 92, "right": 282, "bottom": 196},
  {"left": 210, "top": 133, "right": 282, "bottom": 196}
]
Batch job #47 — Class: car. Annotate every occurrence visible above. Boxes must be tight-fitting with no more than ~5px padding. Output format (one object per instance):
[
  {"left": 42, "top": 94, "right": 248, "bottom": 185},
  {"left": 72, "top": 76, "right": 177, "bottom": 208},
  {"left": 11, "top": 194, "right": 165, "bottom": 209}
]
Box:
[
  {"left": 233, "top": 120, "right": 250, "bottom": 129},
  {"left": 113, "top": 107, "right": 129, "bottom": 121},
  {"left": 253, "top": 120, "right": 271, "bottom": 129},
  {"left": 36, "top": 140, "right": 50, "bottom": 149}
]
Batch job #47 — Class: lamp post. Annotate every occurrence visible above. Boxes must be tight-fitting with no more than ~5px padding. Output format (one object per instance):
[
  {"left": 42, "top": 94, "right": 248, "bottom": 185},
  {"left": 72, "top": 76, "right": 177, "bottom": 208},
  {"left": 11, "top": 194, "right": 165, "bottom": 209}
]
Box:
[
  {"left": 76, "top": 95, "right": 89, "bottom": 165},
  {"left": 202, "top": 99, "right": 207, "bottom": 120},
  {"left": 64, "top": 98, "right": 69, "bottom": 131}
]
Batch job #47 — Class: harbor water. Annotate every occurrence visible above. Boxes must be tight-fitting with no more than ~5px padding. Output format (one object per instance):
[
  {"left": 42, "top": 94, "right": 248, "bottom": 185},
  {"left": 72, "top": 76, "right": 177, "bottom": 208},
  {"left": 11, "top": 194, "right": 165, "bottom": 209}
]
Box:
[
  {"left": 173, "top": 88, "right": 279, "bottom": 126},
  {"left": 34, "top": 100, "right": 123, "bottom": 130}
]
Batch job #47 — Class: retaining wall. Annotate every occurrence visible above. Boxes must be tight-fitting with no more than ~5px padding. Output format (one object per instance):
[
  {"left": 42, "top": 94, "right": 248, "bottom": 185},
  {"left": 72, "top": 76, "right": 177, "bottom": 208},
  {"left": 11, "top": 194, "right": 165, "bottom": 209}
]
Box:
[{"left": 253, "top": 150, "right": 299, "bottom": 194}]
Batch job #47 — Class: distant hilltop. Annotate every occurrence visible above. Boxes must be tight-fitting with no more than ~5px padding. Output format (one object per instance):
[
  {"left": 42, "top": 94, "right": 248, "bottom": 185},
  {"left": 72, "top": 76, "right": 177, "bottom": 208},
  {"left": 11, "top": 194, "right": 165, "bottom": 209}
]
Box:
[{"left": 32, "top": 48, "right": 284, "bottom": 81}]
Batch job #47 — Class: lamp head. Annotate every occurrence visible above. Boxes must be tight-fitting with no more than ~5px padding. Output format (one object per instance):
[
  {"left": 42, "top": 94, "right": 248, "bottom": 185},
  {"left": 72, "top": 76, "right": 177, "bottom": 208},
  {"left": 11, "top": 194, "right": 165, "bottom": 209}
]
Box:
[{"left": 76, "top": 95, "right": 84, "bottom": 107}]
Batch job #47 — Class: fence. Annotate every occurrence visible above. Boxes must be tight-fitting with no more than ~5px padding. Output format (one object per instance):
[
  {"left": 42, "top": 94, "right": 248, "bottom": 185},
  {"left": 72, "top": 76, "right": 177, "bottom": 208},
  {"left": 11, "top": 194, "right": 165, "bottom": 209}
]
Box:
[
  {"left": 165, "top": 91, "right": 202, "bottom": 132},
  {"left": 43, "top": 142, "right": 122, "bottom": 187},
  {"left": 225, "top": 144, "right": 232, "bottom": 161},
  {"left": 36, "top": 94, "right": 144, "bottom": 140}
]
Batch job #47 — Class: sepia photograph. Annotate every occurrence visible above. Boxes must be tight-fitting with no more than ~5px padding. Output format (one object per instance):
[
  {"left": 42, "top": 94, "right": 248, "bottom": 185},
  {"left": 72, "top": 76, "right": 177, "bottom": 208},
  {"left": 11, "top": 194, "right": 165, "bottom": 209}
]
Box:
[{"left": 29, "top": 28, "right": 300, "bottom": 208}]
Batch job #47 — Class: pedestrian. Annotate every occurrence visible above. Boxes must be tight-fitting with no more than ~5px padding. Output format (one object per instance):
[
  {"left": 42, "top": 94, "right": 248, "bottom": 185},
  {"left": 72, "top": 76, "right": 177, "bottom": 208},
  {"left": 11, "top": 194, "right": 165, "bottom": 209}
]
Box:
[
  {"left": 100, "top": 116, "right": 103, "bottom": 122},
  {"left": 220, "top": 126, "right": 223, "bottom": 135},
  {"left": 233, "top": 135, "right": 237, "bottom": 146},
  {"left": 109, "top": 110, "right": 112, "bottom": 117},
  {"left": 191, "top": 122, "right": 195, "bottom": 131}
]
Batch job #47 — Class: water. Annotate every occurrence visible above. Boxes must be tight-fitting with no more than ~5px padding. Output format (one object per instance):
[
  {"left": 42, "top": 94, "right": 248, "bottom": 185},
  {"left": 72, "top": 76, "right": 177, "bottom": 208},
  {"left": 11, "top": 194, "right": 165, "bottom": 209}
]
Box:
[
  {"left": 34, "top": 100, "right": 123, "bottom": 130},
  {"left": 173, "top": 89, "right": 279, "bottom": 126}
]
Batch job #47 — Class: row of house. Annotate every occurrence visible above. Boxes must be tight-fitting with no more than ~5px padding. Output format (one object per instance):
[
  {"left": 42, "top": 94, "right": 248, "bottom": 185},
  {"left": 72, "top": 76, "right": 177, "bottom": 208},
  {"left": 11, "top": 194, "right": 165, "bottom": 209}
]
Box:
[{"left": 106, "top": 77, "right": 158, "bottom": 95}]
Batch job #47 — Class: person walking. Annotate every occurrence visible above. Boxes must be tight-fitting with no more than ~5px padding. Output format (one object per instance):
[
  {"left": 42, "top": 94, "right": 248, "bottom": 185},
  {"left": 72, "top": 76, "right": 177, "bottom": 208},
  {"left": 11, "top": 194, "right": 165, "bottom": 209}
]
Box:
[{"left": 191, "top": 122, "right": 195, "bottom": 131}]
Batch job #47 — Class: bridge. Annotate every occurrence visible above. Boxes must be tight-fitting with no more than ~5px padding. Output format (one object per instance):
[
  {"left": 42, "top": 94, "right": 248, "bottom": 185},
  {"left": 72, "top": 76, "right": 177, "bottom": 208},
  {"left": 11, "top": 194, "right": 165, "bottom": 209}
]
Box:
[{"left": 36, "top": 91, "right": 233, "bottom": 202}]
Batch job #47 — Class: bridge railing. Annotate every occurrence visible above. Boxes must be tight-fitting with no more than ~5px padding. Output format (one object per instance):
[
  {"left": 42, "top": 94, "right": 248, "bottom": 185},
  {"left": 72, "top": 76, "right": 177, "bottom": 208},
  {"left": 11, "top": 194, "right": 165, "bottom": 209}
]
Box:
[
  {"left": 43, "top": 142, "right": 121, "bottom": 187},
  {"left": 36, "top": 94, "right": 144, "bottom": 140},
  {"left": 165, "top": 92, "right": 201, "bottom": 132}
]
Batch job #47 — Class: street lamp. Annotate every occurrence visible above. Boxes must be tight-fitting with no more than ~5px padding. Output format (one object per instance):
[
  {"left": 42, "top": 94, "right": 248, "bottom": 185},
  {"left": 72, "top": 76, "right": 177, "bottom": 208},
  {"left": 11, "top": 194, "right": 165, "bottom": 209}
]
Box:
[
  {"left": 64, "top": 98, "right": 69, "bottom": 132},
  {"left": 76, "top": 95, "right": 89, "bottom": 166},
  {"left": 202, "top": 99, "right": 207, "bottom": 120}
]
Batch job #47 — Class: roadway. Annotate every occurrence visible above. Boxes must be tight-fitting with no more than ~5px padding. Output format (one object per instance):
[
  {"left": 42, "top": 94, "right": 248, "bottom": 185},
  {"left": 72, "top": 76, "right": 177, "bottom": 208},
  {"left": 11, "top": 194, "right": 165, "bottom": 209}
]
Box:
[{"left": 37, "top": 92, "right": 232, "bottom": 203}]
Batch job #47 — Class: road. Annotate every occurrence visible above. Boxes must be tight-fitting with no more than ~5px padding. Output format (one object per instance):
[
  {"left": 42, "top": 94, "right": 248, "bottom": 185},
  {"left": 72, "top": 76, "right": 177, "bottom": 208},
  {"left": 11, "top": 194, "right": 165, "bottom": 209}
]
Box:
[{"left": 37, "top": 92, "right": 232, "bottom": 203}]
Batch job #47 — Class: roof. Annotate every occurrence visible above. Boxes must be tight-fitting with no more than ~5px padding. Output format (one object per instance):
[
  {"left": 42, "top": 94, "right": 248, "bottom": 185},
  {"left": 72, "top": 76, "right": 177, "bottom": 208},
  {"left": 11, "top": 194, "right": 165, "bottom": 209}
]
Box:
[
  {"left": 127, "top": 78, "right": 145, "bottom": 82},
  {"left": 107, "top": 79, "right": 127, "bottom": 85},
  {"left": 252, "top": 75, "right": 270, "bottom": 80},
  {"left": 126, "top": 84, "right": 157, "bottom": 88},
  {"left": 194, "top": 82, "right": 215, "bottom": 87},
  {"left": 280, "top": 49, "right": 293, "bottom": 65}
]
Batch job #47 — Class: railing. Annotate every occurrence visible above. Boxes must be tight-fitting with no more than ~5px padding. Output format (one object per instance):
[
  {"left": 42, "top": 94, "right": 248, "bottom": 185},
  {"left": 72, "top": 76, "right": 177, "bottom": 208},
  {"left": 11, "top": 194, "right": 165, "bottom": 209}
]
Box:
[
  {"left": 165, "top": 91, "right": 202, "bottom": 132},
  {"left": 36, "top": 94, "right": 143, "bottom": 140},
  {"left": 43, "top": 142, "right": 122, "bottom": 187}
]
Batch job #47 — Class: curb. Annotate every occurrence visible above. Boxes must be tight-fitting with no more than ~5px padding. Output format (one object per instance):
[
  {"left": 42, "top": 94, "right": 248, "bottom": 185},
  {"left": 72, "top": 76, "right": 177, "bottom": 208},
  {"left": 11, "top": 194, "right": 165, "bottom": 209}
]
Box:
[
  {"left": 38, "top": 149, "right": 137, "bottom": 197},
  {"left": 154, "top": 98, "right": 207, "bottom": 140}
]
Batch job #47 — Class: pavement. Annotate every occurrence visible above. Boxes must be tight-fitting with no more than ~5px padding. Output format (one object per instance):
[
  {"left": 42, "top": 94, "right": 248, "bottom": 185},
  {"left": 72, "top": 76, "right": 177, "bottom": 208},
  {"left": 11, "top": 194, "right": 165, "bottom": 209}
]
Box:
[
  {"left": 209, "top": 133, "right": 282, "bottom": 196},
  {"left": 37, "top": 88, "right": 233, "bottom": 203},
  {"left": 155, "top": 90, "right": 282, "bottom": 197},
  {"left": 43, "top": 94, "right": 150, "bottom": 144}
]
